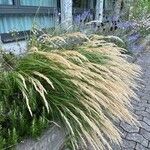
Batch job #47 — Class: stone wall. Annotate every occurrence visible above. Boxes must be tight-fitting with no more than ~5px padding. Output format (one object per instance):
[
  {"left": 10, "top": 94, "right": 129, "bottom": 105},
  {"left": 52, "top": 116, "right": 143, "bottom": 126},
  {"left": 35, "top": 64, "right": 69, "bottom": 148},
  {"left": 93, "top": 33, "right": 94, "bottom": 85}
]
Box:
[
  {"left": 16, "top": 125, "right": 66, "bottom": 150},
  {"left": 0, "top": 40, "right": 27, "bottom": 55}
]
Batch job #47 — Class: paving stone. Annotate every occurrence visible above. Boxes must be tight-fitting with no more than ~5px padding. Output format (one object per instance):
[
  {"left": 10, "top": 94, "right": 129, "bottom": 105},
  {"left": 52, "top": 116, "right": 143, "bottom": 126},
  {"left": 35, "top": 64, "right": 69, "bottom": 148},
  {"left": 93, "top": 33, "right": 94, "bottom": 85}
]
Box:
[
  {"left": 143, "top": 117, "right": 150, "bottom": 126},
  {"left": 143, "top": 89, "right": 150, "bottom": 96},
  {"left": 131, "top": 100, "right": 140, "bottom": 105},
  {"left": 110, "top": 143, "right": 122, "bottom": 150},
  {"left": 117, "top": 127, "right": 127, "bottom": 138},
  {"left": 135, "top": 110, "right": 150, "bottom": 119},
  {"left": 126, "top": 133, "right": 149, "bottom": 147},
  {"left": 120, "top": 122, "right": 140, "bottom": 133},
  {"left": 138, "top": 91, "right": 146, "bottom": 97},
  {"left": 135, "top": 143, "right": 149, "bottom": 150},
  {"left": 140, "top": 128, "right": 150, "bottom": 140},
  {"left": 145, "top": 68, "right": 150, "bottom": 75},
  {"left": 134, "top": 105, "right": 146, "bottom": 111},
  {"left": 137, "top": 115, "right": 144, "bottom": 121},
  {"left": 148, "top": 142, "right": 150, "bottom": 148},
  {"left": 145, "top": 108, "right": 150, "bottom": 113},
  {"left": 122, "top": 139, "right": 136, "bottom": 149},
  {"left": 142, "top": 90, "right": 150, "bottom": 95},
  {"left": 140, "top": 121, "right": 150, "bottom": 132},
  {"left": 136, "top": 102, "right": 150, "bottom": 108},
  {"left": 112, "top": 52, "right": 150, "bottom": 150},
  {"left": 144, "top": 81, "right": 150, "bottom": 86},
  {"left": 123, "top": 149, "right": 136, "bottom": 150}
]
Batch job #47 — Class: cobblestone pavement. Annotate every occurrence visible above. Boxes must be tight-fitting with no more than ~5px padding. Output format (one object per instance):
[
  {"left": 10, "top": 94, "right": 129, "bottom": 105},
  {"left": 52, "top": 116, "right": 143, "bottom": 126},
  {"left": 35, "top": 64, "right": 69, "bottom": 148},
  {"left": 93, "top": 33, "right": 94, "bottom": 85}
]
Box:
[{"left": 113, "top": 52, "right": 150, "bottom": 150}]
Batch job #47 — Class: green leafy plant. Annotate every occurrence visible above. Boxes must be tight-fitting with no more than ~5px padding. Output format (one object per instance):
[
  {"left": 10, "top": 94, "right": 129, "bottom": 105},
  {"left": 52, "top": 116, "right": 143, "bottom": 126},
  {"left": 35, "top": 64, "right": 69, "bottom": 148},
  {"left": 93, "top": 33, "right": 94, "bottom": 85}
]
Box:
[
  {"left": 0, "top": 33, "right": 140, "bottom": 149},
  {"left": 130, "top": 0, "right": 150, "bottom": 19}
]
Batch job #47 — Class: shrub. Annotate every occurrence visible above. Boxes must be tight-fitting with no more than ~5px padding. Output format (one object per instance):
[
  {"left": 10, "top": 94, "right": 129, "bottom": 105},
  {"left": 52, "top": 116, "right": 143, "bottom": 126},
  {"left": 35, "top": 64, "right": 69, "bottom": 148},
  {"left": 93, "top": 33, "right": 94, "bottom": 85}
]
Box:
[{"left": 0, "top": 33, "right": 140, "bottom": 149}]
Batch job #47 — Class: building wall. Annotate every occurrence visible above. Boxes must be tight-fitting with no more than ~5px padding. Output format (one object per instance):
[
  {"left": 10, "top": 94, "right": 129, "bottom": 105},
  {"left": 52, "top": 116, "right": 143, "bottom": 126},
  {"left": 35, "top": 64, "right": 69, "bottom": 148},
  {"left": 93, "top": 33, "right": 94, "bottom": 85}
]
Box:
[
  {"left": 0, "top": 0, "right": 117, "bottom": 35},
  {"left": 0, "top": 15, "right": 56, "bottom": 34},
  {"left": 0, "top": 0, "right": 57, "bottom": 34}
]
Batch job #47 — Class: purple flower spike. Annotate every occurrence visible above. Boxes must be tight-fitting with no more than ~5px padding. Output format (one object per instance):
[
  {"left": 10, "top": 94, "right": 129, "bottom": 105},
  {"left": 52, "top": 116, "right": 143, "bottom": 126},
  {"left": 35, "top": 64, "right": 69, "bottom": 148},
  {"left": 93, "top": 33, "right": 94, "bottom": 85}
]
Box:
[
  {"left": 80, "top": 10, "right": 90, "bottom": 22},
  {"left": 74, "top": 9, "right": 92, "bottom": 25},
  {"left": 131, "top": 44, "right": 144, "bottom": 52},
  {"left": 117, "top": 21, "right": 131, "bottom": 29},
  {"left": 128, "top": 33, "right": 141, "bottom": 42},
  {"left": 74, "top": 15, "right": 81, "bottom": 25}
]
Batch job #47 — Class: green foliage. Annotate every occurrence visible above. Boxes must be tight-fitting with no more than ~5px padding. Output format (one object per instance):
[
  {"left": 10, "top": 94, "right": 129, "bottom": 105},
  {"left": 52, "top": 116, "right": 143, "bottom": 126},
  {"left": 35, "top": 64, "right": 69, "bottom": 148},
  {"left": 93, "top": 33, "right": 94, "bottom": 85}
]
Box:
[
  {"left": 0, "top": 33, "right": 140, "bottom": 150},
  {"left": 0, "top": 136, "right": 6, "bottom": 149},
  {"left": 130, "top": 0, "right": 150, "bottom": 19}
]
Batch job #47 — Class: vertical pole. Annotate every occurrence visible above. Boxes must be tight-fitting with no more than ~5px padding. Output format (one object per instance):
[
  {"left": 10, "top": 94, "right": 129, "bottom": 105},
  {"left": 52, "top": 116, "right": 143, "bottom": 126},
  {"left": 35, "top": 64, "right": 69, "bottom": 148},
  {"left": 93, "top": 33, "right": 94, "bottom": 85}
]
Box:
[
  {"left": 61, "top": 0, "right": 73, "bottom": 29},
  {"left": 15, "top": 0, "right": 20, "bottom": 7},
  {"left": 95, "top": 0, "right": 104, "bottom": 23},
  {"left": 114, "top": 0, "right": 123, "bottom": 21},
  {"left": 89, "top": 0, "right": 94, "bottom": 9},
  {"left": 123, "top": 0, "right": 131, "bottom": 20}
]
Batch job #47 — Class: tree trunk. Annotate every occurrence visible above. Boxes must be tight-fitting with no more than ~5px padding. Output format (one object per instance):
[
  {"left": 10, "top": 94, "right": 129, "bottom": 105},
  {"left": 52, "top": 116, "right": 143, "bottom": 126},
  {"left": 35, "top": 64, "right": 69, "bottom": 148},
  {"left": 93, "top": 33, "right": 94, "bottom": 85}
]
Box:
[
  {"left": 123, "top": 0, "right": 132, "bottom": 20},
  {"left": 114, "top": 0, "right": 123, "bottom": 20},
  {"left": 61, "top": 0, "right": 73, "bottom": 29},
  {"left": 95, "top": 0, "right": 104, "bottom": 23}
]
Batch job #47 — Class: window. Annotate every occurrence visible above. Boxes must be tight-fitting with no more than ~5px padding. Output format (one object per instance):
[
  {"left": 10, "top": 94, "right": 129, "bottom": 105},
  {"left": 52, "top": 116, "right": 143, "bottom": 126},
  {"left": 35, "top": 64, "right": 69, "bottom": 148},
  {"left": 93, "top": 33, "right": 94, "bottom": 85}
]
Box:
[
  {"left": 0, "top": 0, "right": 58, "bottom": 42},
  {"left": 73, "top": 0, "right": 96, "bottom": 16},
  {"left": 73, "top": 0, "right": 96, "bottom": 9},
  {"left": 0, "top": 0, "right": 57, "bottom": 15},
  {"left": 20, "top": 0, "right": 55, "bottom": 7},
  {"left": 0, "top": 0, "right": 13, "bottom": 5}
]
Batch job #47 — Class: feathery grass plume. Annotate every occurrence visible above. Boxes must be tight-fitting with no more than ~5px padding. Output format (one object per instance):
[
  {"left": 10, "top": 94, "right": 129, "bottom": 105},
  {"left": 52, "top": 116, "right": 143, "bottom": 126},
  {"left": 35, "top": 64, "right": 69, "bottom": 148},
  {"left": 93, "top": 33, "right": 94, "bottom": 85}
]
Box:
[
  {"left": 0, "top": 32, "right": 140, "bottom": 149},
  {"left": 38, "top": 32, "right": 89, "bottom": 49},
  {"left": 89, "top": 34, "right": 126, "bottom": 48},
  {"left": 35, "top": 34, "right": 140, "bottom": 149}
]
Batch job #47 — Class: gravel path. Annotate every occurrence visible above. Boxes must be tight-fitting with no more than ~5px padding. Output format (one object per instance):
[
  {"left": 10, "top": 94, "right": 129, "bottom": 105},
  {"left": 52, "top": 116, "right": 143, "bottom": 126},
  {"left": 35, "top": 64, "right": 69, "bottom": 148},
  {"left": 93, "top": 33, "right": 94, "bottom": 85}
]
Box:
[{"left": 113, "top": 51, "right": 150, "bottom": 150}]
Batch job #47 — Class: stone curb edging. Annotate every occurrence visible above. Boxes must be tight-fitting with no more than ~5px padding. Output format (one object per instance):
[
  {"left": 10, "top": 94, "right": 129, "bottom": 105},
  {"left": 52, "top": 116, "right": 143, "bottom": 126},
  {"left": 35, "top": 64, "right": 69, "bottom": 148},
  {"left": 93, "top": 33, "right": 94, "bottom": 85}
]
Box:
[{"left": 16, "top": 125, "right": 66, "bottom": 150}]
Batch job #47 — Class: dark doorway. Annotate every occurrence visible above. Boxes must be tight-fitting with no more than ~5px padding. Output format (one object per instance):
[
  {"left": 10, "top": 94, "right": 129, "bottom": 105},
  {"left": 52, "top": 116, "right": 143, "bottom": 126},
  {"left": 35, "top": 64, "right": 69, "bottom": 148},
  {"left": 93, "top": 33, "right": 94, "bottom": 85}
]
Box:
[{"left": 73, "top": 0, "right": 96, "bottom": 9}]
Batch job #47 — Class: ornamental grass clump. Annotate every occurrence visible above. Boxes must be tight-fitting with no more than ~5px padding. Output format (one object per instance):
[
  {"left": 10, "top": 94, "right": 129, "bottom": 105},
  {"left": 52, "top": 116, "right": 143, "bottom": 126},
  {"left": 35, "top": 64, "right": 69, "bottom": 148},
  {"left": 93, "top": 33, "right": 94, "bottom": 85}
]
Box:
[{"left": 0, "top": 33, "right": 140, "bottom": 149}]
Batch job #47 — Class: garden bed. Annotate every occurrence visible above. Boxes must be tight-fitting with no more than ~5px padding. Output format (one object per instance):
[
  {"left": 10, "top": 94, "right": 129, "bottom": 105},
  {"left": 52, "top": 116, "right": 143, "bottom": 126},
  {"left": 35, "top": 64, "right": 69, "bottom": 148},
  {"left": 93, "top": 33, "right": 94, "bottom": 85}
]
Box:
[{"left": 0, "top": 32, "right": 140, "bottom": 150}]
